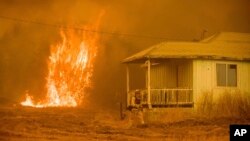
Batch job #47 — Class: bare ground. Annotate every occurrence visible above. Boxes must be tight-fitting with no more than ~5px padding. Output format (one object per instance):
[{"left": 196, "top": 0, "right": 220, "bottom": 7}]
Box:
[{"left": 0, "top": 107, "right": 249, "bottom": 141}]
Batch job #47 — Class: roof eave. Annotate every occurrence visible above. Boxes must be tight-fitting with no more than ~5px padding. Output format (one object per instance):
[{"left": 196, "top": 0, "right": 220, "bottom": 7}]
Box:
[{"left": 122, "top": 55, "right": 250, "bottom": 63}]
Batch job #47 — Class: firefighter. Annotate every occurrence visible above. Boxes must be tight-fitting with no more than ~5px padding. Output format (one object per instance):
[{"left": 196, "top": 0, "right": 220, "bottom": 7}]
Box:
[
  {"left": 131, "top": 90, "right": 141, "bottom": 108},
  {"left": 130, "top": 89, "right": 144, "bottom": 124}
]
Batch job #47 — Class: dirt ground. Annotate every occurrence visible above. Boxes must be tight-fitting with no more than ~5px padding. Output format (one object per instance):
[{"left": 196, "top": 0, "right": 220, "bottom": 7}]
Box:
[{"left": 0, "top": 106, "right": 249, "bottom": 141}]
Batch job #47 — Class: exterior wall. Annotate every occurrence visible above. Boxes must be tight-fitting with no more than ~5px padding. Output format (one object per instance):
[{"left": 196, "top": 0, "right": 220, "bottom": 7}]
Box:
[
  {"left": 238, "top": 62, "right": 250, "bottom": 93},
  {"left": 150, "top": 59, "right": 193, "bottom": 89},
  {"left": 193, "top": 60, "right": 214, "bottom": 104},
  {"left": 177, "top": 60, "right": 193, "bottom": 88},
  {"left": 150, "top": 61, "right": 177, "bottom": 89},
  {"left": 193, "top": 60, "right": 250, "bottom": 106}
]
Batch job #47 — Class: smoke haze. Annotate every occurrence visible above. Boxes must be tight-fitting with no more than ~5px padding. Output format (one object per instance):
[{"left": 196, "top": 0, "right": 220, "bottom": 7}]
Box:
[{"left": 0, "top": 0, "right": 250, "bottom": 108}]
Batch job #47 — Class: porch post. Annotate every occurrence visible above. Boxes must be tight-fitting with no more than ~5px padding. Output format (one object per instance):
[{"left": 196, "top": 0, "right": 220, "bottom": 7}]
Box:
[
  {"left": 147, "top": 59, "right": 152, "bottom": 108},
  {"left": 126, "top": 65, "right": 130, "bottom": 107}
]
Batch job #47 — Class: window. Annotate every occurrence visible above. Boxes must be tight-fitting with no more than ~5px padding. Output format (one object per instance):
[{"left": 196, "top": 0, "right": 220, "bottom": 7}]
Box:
[
  {"left": 216, "top": 64, "right": 226, "bottom": 86},
  {"left": 216, "top": 64, "right": 237, "bottom": 87},
  {"left": 227, "top": 65, "right": 237, "bottom": 86}
]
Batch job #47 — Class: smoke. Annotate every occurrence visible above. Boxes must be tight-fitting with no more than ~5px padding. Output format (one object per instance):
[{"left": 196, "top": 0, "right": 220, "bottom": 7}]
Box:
[{"left": 0, "top": 0, "right": 250, "bottom": 107}]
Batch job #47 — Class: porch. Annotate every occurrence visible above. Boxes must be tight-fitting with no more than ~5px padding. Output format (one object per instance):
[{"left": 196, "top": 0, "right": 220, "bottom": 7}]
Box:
[
  {"left": 125, "top": 59, "right": 194, "bottom": 108},
  {"left": 128, "top": 88, "right": 193, "bottom": 108}
]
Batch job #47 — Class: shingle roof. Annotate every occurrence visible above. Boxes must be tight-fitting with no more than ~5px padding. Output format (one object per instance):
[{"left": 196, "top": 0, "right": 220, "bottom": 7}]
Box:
[{"left": 122, "top": 32, "right": 250, "bottom": 63}]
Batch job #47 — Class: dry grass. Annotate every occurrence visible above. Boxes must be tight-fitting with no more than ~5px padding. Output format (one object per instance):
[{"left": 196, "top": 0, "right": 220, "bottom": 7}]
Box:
[
  {"left": 143, "top": 108, "right": 193, "bottom": 124},
  {"left": 196, "top": 91, "right": 250, "bottom": 119},
  {"left": 1, "top": 105, "right": 248, "bottom": 140},
  {"left": 1, "top": 91, "right": 249, "bottom": 141}
]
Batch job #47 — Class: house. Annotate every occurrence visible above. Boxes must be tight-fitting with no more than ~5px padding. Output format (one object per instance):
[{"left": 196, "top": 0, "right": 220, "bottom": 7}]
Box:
[{"left": 122, "top": 32, "right": 250, "bottom": 109}]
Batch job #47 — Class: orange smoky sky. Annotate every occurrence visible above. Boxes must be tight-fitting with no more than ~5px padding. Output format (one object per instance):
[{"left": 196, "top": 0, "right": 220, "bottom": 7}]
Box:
[{"left": 0, "top": 0, "right": 250, "bottom": 107}]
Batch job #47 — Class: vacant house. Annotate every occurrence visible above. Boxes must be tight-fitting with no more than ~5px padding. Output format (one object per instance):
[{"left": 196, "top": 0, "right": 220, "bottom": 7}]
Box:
[{"left": 122, "top": 32, "right": 250, "bottom": 109}]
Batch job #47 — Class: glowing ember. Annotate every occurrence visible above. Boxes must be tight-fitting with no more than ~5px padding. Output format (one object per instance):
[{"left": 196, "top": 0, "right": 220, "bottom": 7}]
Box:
[{"left": 21, "top": 23, "right": 99, "bottom": 107}]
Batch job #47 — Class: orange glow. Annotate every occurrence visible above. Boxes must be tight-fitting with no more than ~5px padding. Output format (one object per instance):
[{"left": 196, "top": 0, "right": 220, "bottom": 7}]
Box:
[{"left": 21, "top": 22, "right": 100, "bottom": 107}]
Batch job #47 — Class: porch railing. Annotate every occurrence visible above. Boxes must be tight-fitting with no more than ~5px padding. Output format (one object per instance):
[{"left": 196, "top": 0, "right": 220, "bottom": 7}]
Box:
[
  {"left": 150, "top": 88, "right": 193, "bottom": 107},
  {"left": 128, "top": 88, "right": 193, "bottom": 108}
]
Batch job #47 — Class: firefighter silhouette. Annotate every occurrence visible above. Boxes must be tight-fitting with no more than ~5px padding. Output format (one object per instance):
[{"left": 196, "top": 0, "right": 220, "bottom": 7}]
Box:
[
  {"left": 131, "top": 89, "right": 142, "bottom": 108},
  {"left": 129, "top": 89, "right": 144, "bottom": 124}
]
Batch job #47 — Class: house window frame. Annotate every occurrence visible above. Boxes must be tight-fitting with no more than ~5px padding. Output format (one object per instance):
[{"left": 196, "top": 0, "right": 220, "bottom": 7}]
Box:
[{"left": 216, "top": 63, "right": 238, "bottom": 87}]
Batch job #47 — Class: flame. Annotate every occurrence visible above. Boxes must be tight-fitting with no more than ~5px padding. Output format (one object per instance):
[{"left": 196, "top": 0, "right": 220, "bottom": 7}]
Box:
[
  {"left": 20, "top": 93, "right": 34, "bottom": 107},
  {"left": 21, "top": 23, "right": 100, "bottom": 108}
]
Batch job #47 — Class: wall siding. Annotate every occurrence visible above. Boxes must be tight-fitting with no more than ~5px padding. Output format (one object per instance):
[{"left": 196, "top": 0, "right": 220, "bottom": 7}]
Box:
[
  {"left": 150, "top": 59, "right": 193, "bottom": 89},
  {"left": 193, "top": 60, "right": 250, "bottom": 106},
  {"left": 238, "top": 62, "right": 250, "bottom": 93}
]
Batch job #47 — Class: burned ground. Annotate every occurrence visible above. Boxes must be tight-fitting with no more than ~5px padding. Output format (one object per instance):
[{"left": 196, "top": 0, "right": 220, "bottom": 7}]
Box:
[{"left": 0, "top": 107, "right": 249, "bottom": 141}]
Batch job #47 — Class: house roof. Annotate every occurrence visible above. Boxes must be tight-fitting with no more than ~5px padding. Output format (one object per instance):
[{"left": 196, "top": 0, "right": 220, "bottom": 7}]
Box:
[{"left": 122, "top": 32, "right": 250, "bottom": 63}]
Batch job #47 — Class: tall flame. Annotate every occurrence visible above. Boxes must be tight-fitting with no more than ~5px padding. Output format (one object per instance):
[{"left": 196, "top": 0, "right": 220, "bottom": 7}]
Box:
[{"left": 21, "top": 24, "right": 99, "bottom": 107}]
